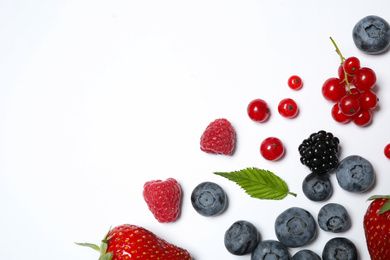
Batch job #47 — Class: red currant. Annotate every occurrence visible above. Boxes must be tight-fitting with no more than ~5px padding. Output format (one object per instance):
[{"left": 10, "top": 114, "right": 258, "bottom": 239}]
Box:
[
  {"left": 343, "top": 57, "right": 361, "bottom": 74},
  {"left": 322, "top": 78, "right": 346, "bottom": 102},
  {"left": 331, "top": 103, "right": 352, "bottom": 124},
  {"left": 338, "top": 64, "right": 354, "bottom": 84},
  {"left": 353, "top": 67, "right": 376, "bottom": 91},
  {"left": 353, "top": 109, "right": 372, "bottom": 127},
  {"left": 339, "top": 94, "right": 361, "bottom": 116},
  {"left": 247, "top": 99, "right": 270, "bottom": 122},
  {"left": 359, "top": 90, "right": 378, "bottom": 110},
  {"left": 260, "top": 137, "right": 285, "bottom": 161},
  {"left": 278, "top": 98, "right": 299, "bottom": 118},
  {"left": 288, "top": 75, "right": 303, "bottom": 90},
  {"left": 384, "top": 144, "right": 390, "bottom": 159}
]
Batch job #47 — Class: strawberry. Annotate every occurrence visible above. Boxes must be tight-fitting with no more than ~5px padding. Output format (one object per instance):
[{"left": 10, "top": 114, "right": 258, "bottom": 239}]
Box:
[
  {"left": 364, "top": 195, "right": 390, "bottom": 260},
  {"left": 200, "top": 118, "right": 235, "bottom": 155},
  {"left": 76, "top": 224, "right": 192, "bottom": 260},
  {"left": 143, "top": 178, "right": 182, "bottom": 223}
]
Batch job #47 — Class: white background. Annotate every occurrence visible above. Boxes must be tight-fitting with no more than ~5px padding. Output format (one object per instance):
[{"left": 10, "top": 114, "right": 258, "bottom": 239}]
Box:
[{"left": 1, "top": 0, "right": 390, "bottom": 259}]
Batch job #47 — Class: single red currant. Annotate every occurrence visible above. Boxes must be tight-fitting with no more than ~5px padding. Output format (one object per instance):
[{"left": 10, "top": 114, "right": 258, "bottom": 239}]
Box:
[
  {"left": 260, "top": 137, "right": 285, "bottom": 161},
  {"left": 338, "top": 64, "right": 354, "bottom": 84},
  {"left": 343, "top": 57, "right": 361, "bottom": 74},
  {"left": 353, "top": 67, "right": 376, "bottom": 91},
  {"left": 247, "top": 99, "right": 270, "bottom": 122},
  {"left": 353, "top": 109, "right": 372, "bottom": 127},
  {"left": 322, "top": 78, "right": 346, "bottom": 102},
  {"left": 360, "top": 90, "right": 378, "bottom": 110},
  {"left": 331, "top": 103, "right": 352, "bottom": 124},
  {"left": 384, "top": 144, "right": 390, "bottom": 159},
  {"left": 288, "top": 75, "right": 303, "bottom": 90},
  {"left": 339, "top": 94, "right": 361, "bottom": 116},
  {"left": 278, "top": 98, "right": 299, "bottom": 118}
]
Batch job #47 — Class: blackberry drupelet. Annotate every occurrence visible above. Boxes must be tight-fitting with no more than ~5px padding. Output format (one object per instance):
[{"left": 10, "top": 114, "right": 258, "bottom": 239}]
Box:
[{"left": 299, "top": 130, "right": 340, "bottom": 174}]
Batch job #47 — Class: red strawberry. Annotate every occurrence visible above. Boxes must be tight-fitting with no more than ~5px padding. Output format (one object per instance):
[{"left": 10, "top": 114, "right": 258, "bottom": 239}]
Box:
[
  {"left": 200, "top": 118, "right": 235, "bottom": 155},
  {"left": 76, "top": 224, "right": 192, "bottom": 259},
  {"left": 364, "top": 195, "right": 390, "bottom": 260},
  {"left": 143, "top": 178, "right": 182, "bottom": 223}
]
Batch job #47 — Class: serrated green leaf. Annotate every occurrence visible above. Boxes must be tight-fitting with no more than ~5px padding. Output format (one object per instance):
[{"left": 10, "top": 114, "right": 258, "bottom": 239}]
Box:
[
  {"left": 214, "top": 167, "right": 296, "bottom": 200},
  {"left": 379, "top": 200, "right": 390, "bottom": 215}
]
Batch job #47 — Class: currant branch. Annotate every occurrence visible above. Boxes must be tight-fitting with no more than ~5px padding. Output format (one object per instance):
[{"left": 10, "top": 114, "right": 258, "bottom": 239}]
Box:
[{"left": 330, "top": 37, "right": 353, "bottom": 94}]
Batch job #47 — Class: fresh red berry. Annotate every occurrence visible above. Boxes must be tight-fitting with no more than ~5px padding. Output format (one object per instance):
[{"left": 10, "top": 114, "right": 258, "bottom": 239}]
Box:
[
  {"left": 384, "top": 144, "right": 390, "bottom": 159},
  {"left": 353, "top": 67, "right": 376, "bottom": 91},
  {"left": 143, "top": 178, "right": 182, "bottom": 223},
  {"left": 353, "top": 109, "right": 372, "bottom": 127},
  {"left": 339, "top": 94, "right": 361, "bottom": 116},
  {"left": 247, "top": 99, "right": 270, "bottom": 122},
  {"left": 343, "top": 57, "right": 361, "bottom": 74},
  {"left": 364, "top": 196, "right": 390, "bottom": 260},
  {"left": 76, "top": 224, "right": 192, "bottom": 260},
  {"left": 287, "top": 75, "right": 303, "bottom": 90},
  {"left": 322, "top": 78, "right": 346, "bottom": 102},
  {"left": 200, "top": 118, "right": 235, "bottom": 155},
  {"left": 260, "top": 137, "right": 285, "bottom": 161},
  {"left": 278, "top": 98, "right": 299, "bottom": 118},
  {"left": 360, "top": 90, "right": 378, "bottom": 110},
  {"left": 331, "top": 103, "right": 352, "bottom": 124}
]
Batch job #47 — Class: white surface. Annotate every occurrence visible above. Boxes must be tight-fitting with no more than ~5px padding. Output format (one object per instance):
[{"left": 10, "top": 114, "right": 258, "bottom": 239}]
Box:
[{"left": 1, "top": 1, "right": 390, "bottom": 259}]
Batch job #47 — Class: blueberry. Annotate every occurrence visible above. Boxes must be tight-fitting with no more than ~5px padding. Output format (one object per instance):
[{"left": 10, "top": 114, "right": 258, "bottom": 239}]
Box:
[
  {"left": 318, "top": 203, "right": 351, "bottom": 233},
  {"left": 292, "top": 249, "right": 321, "bottom": 260},
  {"left": 191, "top": 181, "right": 227, "bottom": 216},
  {"left": 322, "top": 237, "right": 358, "bottom": 260},
  {"left": 336, "top": 155, "right": 375, "bottom": 193},
  {"left": 353, "top": 15, "right": 390, "bottom": 54},
  {"left": 224, "top": 220, "right": 259, "bottom": 255},
  {"left": 251, "top": 240, "right": 290, "bottom": 260},
  {"left": 275, "top": 207, "right": 316, "bottom": 248},
  {"left": 302, "top": 172, "right": 333, "bottom": 201}
]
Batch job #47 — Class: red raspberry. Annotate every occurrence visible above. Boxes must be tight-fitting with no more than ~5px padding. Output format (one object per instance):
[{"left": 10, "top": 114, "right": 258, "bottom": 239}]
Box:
[
  {"left": 143, "top": 178, "right": 182, "bottom": 223},
  {"left": 200, "top": 118, "right": 235, "bottom": 155}
]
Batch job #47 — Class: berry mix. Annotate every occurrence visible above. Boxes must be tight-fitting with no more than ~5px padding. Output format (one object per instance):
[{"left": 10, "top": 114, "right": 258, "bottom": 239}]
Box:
[{"left": 77, "top": 15, "right": 390, "bottom": 260}]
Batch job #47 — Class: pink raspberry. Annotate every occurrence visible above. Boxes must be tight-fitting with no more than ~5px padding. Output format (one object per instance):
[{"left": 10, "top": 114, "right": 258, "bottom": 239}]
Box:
[
  {"left": 143, "top": 178, "right": 182, "bottom": 223},
  {"left": 200, "top": 118, "right": 235, "bottom": 155}
]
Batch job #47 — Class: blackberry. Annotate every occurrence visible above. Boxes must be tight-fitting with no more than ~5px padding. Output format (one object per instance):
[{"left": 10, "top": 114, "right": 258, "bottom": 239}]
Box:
[{"left": 298, "top": 130, "right": 340, "bottom": 174}]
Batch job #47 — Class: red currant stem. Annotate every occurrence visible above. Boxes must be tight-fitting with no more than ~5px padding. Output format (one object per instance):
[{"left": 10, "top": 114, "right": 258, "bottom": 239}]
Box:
[
  {"left": 330, "top": 37, "right": 352, "bottom": 94},
  {"left": 330, "top": 37, "right": 345, "bottom": 64}
]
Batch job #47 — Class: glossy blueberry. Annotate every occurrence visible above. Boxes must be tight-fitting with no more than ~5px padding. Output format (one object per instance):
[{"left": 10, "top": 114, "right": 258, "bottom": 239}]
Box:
[
  {"left": 191, "top": 181, "right": 227, "bottom": 216},
  {"left": 302, "top": 172, "right": 333, "bottom": 201},
  {"left": 292, "top": 249, "right": 321, "bottom": 260},
  {"left": 251, "top": 240, "right": 290, "bottom": 260},
  {"left": 318, "top": 203, "right": 351, "bottom": 233},
  {"left": 224, "top": 220, "right": 259, "bottom": 255},
  {"left": 336, "top": 155, "right": 375, "bottom": 193},
  {"left": 322, "top": 237, "right": 358, "bottom": 260},
  {"left": 275, "top": 207, "right": 316, "bottom": 248},
  {"left": 353, "top": 15, "right": 390, "bottom": 54}
]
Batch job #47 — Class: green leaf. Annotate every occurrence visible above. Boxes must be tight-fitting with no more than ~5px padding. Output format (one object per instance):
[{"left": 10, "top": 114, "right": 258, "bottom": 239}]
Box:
[
  {"left": 74, "top": 242, "right": 100, "bottom": 251},
  {"left": 367, "top": 195, "right": 390, "bottom": 201},
  {"left": 214, "top": 167, "right": 296, "bottom": 200},
  {"left": 379, "top": 200, "right": 390, "bottom": 215},
  {"left": 98, "top": 252, "right": 114, "bottom": 260}
]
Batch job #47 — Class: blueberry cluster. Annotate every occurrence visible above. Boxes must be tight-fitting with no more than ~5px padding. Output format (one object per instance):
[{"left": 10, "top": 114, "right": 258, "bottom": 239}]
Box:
[{"left": 299, "top": 130, "right": 340, "bottom": 175}]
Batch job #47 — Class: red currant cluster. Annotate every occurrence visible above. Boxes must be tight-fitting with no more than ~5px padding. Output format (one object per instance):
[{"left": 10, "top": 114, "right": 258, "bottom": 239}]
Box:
[{"left": 322, "top": 38, "right": 378, "bottom": 127}]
